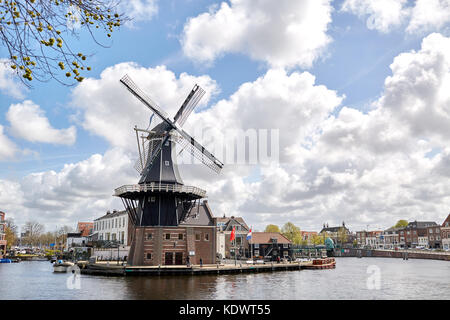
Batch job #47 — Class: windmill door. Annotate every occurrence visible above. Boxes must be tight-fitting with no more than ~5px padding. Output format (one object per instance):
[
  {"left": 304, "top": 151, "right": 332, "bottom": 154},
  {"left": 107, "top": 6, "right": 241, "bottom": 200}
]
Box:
[
  {"left": 175, "top": 252, "right": 183, "bottom": 265},
  {"left": 165, "top": 252, "right": 174, "bottom": 265}
]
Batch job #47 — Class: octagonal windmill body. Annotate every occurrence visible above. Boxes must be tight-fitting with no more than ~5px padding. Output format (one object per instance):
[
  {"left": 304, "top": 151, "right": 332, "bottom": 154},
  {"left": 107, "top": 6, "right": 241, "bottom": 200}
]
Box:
[{"left": 114, "top": 75, "right": 223, "bottom": 266}]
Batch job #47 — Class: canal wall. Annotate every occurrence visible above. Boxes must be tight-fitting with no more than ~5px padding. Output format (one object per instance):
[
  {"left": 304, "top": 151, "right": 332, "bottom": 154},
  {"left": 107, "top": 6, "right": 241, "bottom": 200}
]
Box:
[{"left": 333, "top": 248, "right": 450, "bottom": 261}]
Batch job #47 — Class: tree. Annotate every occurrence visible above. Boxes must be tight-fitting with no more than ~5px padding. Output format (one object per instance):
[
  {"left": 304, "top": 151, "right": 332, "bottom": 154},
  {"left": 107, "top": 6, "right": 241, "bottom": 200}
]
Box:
[
  {"left": 337, "top": 227, "right": 348, "bottom": 245},
  {"left": 281, "top": 222, "right": 302, "bottom": 245},
  {"left": 22, "top": 221, "right": 44, "bottom": 246},
  {"left": 393, "top": 220, "right": 408, "bottom": 228},
  {"left": 2, "top": 219, "right": 17, "bottom": 249},
  {"left": 311, "top": 234, "right": 324, "bottom": 246},
  {"left": 0, "top": 0, "right": 128, "bottom": 85},
  {"left": 265, "top": 224, "right": 280, "bottom": 233}
]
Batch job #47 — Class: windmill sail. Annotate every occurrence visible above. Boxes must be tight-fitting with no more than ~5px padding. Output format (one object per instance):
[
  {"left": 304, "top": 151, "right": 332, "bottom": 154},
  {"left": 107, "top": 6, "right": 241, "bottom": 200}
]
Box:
[
  {"left": 120, "top": 74, "right": 171, "bottom": 125},
  {"left": 174, "top": 128, "right": 223, "bottom": 173},
  {"left": 173, "top": 84, "right": 205, "bottom": 127}
]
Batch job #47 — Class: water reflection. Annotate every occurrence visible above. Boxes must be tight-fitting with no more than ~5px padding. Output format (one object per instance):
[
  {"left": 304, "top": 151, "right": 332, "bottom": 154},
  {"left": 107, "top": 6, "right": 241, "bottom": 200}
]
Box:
[{"left": 0, "top": 258, "right": 449, "bottom": 300}]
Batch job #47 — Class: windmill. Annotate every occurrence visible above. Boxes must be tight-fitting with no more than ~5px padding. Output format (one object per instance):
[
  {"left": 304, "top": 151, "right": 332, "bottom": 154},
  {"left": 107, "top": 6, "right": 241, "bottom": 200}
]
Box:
[{"left": 114, "top": 75, "right": 223, "bottom": 265}]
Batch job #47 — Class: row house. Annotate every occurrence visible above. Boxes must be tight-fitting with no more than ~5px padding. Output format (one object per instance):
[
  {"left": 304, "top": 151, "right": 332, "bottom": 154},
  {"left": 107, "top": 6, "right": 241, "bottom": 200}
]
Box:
[
  {"left": 93, "top": 210, "right": 130, "bottom": 245},
  {"left": 441, "top": 214, "right": 450, "bottom": 250},
  {"left": 214, "top": 215, "right": 250, "bottom": 259},
  {"left": 398, "top": 221, "right": 439, "bottom": 249},
  {"left": 427, "top": 224, "right": 441, "bottom": 249},
  {"left": 0, "top": 211, "right": 7, "bottom": 258},
  {"left": 382, "top": 227, "right": 401, "bottom": 249},
  {"left": 356, "top": 230, "right": 383, "bottom": 248}
]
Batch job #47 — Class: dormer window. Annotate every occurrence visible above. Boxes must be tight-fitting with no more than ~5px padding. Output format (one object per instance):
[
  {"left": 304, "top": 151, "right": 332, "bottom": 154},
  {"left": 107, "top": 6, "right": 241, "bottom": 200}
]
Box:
[{"left": 165, "top": 161, "right": 170, "bottom": 166}]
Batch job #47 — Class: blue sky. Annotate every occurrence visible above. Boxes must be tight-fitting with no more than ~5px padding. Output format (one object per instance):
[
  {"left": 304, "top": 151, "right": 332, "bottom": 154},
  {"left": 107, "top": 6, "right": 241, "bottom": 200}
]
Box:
[{"left": 1, "top": 0, "right": 450, "bottom": 232}]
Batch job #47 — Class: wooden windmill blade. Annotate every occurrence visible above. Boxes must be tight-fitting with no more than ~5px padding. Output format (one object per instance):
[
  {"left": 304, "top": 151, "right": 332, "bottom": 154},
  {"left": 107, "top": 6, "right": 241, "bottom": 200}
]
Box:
[
  {"left": 173, "top": 84, "right": 205, "bottom": 127},
  {"left": 120, "top": 74, "right": 172, "bottom": 126},
  {"left": 175, "top": 127, "right": 224, "bottom": 173}
]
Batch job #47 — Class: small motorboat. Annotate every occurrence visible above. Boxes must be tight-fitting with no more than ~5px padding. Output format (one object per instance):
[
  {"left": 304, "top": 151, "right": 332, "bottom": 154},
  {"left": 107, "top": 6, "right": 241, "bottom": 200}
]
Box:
[
  {"left": 0, "top": 258, "right": 12, "bottom": 263},
  {"left": 53, "top": 260, "right": 75, "bottom": 273},
  {"left": 303, "top": 257, "right": 336, "bottom": 270}
]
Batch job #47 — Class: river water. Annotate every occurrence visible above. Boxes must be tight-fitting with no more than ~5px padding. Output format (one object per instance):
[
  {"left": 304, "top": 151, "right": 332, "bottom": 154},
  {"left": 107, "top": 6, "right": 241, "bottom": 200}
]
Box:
[{"left": 0, "top": 258, "right": 448, "bottom": 300}]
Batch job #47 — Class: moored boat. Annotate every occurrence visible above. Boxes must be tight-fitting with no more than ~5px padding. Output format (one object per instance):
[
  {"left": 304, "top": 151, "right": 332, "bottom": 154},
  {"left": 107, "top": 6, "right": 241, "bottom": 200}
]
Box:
[
  {"left": 53, "top": 260, "right": 75, "bottom": 273},
  {"left": 303, "top": 257, "right": 336, "bottom": 270}
]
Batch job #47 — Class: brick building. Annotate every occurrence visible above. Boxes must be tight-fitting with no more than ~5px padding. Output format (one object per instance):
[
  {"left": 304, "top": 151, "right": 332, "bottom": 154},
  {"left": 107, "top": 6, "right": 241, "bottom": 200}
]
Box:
[
  {"left": 441, "top": 214, "right": 450, "bottom": 250},
  {"left": 128, "top": 200, "right": 216, "bottom": 266},
  {"left": 427, "top": 224, "right": 441, "bottom": 249},
  {"left": 400, "top": 221, "right": 438, "bottom": 248},
  {"left": 0, "top": 211, "right": 6, "bottom": 258}
]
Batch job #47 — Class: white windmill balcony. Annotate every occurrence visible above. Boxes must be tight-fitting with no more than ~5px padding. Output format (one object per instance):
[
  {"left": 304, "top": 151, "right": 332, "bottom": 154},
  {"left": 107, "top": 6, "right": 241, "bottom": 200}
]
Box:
[{"left": 114, "top": 182, "right": 207, "bottom": 199}]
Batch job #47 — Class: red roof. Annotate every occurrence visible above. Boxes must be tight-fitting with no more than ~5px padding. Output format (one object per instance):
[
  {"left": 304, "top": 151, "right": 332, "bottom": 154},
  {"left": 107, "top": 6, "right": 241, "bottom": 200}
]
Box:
[
  {"left": 250, "top": 232, "right": 292, "bottom": 244},
  {"left": 77, "top": 222, "right": 93, "bottom": 237}
]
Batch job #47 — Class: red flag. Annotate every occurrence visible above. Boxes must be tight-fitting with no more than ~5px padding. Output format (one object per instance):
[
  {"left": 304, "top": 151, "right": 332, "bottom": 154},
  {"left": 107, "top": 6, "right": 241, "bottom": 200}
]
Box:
[{"left": 230, "top": 226, "right": 236, "bottom": 242}]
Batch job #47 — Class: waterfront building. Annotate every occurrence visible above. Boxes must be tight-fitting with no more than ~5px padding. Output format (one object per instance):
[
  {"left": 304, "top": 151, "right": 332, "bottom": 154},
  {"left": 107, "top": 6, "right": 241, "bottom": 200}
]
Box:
[
  {"left": 92, "top": 210, "right": 131, "bottom": 260},
  {"left": 319, "top": 222, "right": 352, "bottom": 247},
  {"left": 249, "top": 232, "right": 292, "bottom": 260},
  {"left": 402, "top": 221, "right": 438, "bottom": 248},
  {"left": 356, "top": 231, "right": 367, "bottom": 247},
  {"left": 214, "top": 215, "right": 250, "bottom": 259},
  {"left": 441, "top": 214, "right": 450, "bottom": 250},
  {"left": 93, "top": 210, "right": 129, "bottom": 244},
  {"left": 66, "top": 232, "right": 89, "bottom": 248},
  {"left": 382, "top": 227, "right": 401, "bottom": 249},
  {"left": 300, "top": 231, "right": 318, "bottom": 245},
  {"left": 0, "top": 211, "right": 7, "bottom": 258},
  {"left": 427, "top": 224, "right": 442, "bottom": 249}
]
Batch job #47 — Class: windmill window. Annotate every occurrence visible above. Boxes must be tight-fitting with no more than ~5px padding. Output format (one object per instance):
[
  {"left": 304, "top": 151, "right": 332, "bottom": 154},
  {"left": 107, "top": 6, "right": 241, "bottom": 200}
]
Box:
[
  {"left": 204, "top": 233, "right": 209, "bottom": 241},
  {"left": 195, "top": 233, "right": 201, "bottom": 241},
  {"left": 165, "top": 161, "right": 170, "bottom": 166},
  {"left": 178, "top": 233, "right": 183, "bottom": 240},
  {"left": 150, "top": 197, "right": 156, "bottom": 202},
  {"left": 146, "top": 253, "right": 152, "bottom": 260},
  {"left": 165, "top": 141, "right": 170, "bottom": 146},
  {"left": 165, "top": 233, "right": 171, "bottom": 240},
  {"left": 146, "top": 233, "right": 152, "bottom": 240}
]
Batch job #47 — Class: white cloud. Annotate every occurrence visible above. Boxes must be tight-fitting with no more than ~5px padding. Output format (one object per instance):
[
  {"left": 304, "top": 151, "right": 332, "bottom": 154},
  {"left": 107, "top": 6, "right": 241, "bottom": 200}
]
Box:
[
  {"left": 120, "top": 0, "right": 158, "bottom": 24},
  {"left": 6, "top": 100, "right": 76, "bottom": 145},
  {"left": 341, "top": 0, "right": 409, "bottom": 33},
  {"left": 181, "top": 0, "right": 333, "bottom": 68},
  {"left": 7, "top": 32, "right": 450, "bottom": 232},
  {"left": 0, "top": 148, "right": 135, "bottom": 230},
  {"left": 0, "top": 125, "right": 18, "bottom": 160},
  {"left": 407, "top": 0, "right": 450, "bottom": 33},
  {"left": 342, "top": 0, "right": 450, "bottom": 34},
  {"left": 0, "top": 59, "right": 27, "bottom": 99},
  {"left": 71, "top": 62, "right": 218, "bottom": 151}
]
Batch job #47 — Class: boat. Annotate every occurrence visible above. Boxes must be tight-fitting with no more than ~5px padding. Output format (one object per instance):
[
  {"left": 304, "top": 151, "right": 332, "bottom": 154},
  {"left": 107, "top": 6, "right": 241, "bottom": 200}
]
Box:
[
  {"left": 0, "top": 258, "right": 12, "bottom": 263},
  {"left": 53, "top": 260, "right": 75, "bottom": 273},
  {"left": 303, "top": 257, "right": 336, "bottom": 270}
]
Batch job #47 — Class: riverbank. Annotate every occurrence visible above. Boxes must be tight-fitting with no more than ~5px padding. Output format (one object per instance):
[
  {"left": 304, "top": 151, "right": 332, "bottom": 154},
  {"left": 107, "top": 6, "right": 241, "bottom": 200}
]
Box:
[{"left": 334, "top": 248, "right": 450, "bottom": 261}]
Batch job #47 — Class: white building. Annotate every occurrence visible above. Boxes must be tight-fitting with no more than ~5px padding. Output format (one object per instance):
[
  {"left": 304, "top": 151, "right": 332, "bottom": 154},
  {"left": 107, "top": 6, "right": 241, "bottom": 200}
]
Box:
[
  {"left": 93, "top": 210, "right": 129, "bottom": 245},
  {"left": 92, "top": 210, "right": 130, "bottom": 260}
]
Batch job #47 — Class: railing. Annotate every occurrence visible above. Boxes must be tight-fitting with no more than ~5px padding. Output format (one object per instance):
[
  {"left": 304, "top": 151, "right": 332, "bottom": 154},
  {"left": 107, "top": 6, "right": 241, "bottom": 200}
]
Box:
[{"left": 114, "top": 182, "right": 207, "bottom": 198}]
